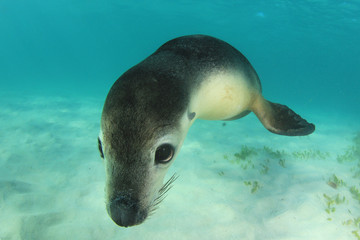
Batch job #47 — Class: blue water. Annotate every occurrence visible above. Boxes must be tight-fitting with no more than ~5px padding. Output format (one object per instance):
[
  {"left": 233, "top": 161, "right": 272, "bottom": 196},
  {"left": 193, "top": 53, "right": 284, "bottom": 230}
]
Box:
[
  {"left": 1, "top": 1, "right": 360, "bottom": 239},
  {"left": 1, "top": 0, "right": 359, "bottom": 113}
]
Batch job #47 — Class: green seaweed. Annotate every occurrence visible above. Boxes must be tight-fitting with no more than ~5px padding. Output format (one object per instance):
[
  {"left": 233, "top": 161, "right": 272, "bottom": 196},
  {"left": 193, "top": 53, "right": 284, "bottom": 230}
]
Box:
[
  {"left": 227, "top": 145, "right": 257, "bottom": 170},
  {"left": 278, "top": 159, "right": 286, "bottom": 168},
  {"left": 259, "top": 163, "right": 269, "bottom": 175},
  {"left": 231, "top": 158, "right": 254, "bottom": 170},
  {"left": 324, "top": 193, "right": 336, "bottom": 214},
  {"left": 325, "top": 207, "right": 336, "bottom": 214},
  {"left": 343, "top": 219, "right": 354, "bottom": 226},
  {"left": 354, "top": 218, "right": 360, "bottom": 228},
  {"left": 323, "top": 193, "right": 346, "bottom": 214},
  {"left": 292, "top": 150, "right": 330, "bottom": 160},
  {"left": 337, "top": 132, "right": 360, "bottom": 163},
  {"left": 244, "top": 181, "right": 252, "bottom": 186},
  {"left": 250, "top": 181, "right": 261, "bottom": 193},
  {"left": 353, "top": 164, "right": 360, "bottom": 179},
  {"left": 337, "top": 147, "right": 357, "bottom": 163},
  {"left": 345, "top": 217, "right": 360, "bottom": 240},
  {"left": 234, "top": 145, "right": 258, "bottom": 161},
  {"left": 243, "top": 180, "right": 261, "bottom": 194},
  {"left": 354, "top": 132, "right": 360, "bottom": 156},
  {"left": 263, "top": 146, "right": 284, "bottom": 159},
  {"left": 327, "top": 174, "right": 347, "bottom": 189},
  {"left": 353, "top": 230, "right": 360, "bottom": 240},
  {"left": 350, "top": 186, "right": 360, "bottom": 203},
  {"left": 335, "top": 194, "right": 346, "bottom": 204}
]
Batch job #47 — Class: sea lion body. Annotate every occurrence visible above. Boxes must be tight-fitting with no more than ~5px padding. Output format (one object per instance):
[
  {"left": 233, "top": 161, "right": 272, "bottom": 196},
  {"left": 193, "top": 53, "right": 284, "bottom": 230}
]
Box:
[{"left": 98, "top": 35, "right": 315, "bottom": 227}]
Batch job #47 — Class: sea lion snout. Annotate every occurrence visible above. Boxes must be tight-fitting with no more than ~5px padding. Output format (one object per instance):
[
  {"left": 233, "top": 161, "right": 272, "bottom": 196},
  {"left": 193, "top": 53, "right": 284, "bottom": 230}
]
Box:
[{"left": 108, "top": 195, "right": 148, "bottom": 227}]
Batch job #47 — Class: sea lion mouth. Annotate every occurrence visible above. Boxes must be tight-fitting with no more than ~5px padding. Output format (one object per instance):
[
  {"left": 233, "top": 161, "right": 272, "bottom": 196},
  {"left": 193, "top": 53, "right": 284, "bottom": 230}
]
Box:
[
  {"left": 107, "top": 195, "right": 148, "bottom": 227},
  {"left": 107, "top": 174, "right": 178, "bottom": 227}
]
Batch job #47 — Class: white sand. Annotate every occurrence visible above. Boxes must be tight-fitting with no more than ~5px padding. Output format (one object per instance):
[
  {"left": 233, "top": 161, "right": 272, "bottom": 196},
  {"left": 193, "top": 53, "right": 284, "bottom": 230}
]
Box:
[{"left": 0, "top": 93, "right": 359, "bottom": 240}]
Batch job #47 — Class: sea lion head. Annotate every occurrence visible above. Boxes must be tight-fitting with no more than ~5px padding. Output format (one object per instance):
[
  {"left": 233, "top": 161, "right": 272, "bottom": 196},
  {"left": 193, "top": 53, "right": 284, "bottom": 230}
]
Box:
[{"left": 98, "top": 68, "right": 192, "bottom": 227}]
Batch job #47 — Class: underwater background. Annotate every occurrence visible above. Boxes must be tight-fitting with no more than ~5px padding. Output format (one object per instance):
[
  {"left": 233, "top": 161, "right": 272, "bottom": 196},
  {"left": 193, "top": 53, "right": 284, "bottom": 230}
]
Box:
[{"left": 0, "top": 0, "right": 359, "bottom": 239}]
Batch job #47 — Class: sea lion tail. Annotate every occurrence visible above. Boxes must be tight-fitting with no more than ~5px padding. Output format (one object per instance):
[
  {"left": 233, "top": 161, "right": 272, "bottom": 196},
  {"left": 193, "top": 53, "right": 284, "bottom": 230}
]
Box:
[{"left": 251, "top": 96, "right": 315, "bottom": 136}]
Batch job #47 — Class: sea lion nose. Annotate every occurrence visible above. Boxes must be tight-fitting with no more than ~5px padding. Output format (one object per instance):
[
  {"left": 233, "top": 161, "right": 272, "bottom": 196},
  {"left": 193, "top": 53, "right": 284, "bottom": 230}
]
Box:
[{"left": 108, "top": 197, "right": 145, "bottom": 227}]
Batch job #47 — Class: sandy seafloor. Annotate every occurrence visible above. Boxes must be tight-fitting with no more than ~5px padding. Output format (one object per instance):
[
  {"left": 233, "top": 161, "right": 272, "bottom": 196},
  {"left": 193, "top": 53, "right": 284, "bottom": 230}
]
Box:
[{"left": 0, "top": 92, "right": 359, "bottom": 240}]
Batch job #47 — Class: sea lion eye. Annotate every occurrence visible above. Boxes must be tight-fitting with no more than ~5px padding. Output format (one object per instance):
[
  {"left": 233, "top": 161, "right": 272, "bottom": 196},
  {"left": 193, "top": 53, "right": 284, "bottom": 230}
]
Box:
[
  {"left": 98, "top": 137, "right": 104, "bottom": 159},
  {"left": 155, "top": 144, "right": 174, "bottom": 164}
]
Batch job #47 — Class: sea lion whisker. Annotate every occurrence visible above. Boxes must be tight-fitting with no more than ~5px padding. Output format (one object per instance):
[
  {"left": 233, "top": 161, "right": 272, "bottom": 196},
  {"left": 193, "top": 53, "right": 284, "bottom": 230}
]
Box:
[
  {"left": 150, "top": 173, "right": 178, "bottom": 212},
  {"left": 158, "top": 174, "right": 178, "bottom": 194}
]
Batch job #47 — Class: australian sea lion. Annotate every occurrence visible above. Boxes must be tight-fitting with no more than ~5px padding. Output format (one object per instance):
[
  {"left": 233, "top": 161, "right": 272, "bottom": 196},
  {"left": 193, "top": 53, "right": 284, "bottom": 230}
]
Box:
[{"left": 98, "top": 35, "right": 315, "bottom": 227}]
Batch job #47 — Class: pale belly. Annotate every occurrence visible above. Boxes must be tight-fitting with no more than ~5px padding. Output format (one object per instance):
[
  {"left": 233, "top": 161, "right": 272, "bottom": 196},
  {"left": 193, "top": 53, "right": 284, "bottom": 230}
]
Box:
[{"left": 190, "top": 70, "right": 259, "bottom": 120}]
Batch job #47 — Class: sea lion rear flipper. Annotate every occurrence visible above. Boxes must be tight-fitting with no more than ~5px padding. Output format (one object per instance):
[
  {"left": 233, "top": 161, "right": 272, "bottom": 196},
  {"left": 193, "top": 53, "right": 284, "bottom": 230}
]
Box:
[{"left": 251, "top": 96, "right": 315, "bottom": 136}]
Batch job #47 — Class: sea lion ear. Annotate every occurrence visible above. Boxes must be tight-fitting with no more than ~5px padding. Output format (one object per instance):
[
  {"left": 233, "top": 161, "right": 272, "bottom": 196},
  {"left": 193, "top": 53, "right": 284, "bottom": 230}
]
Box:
[
  {"left": 252, "top": 97, "right": 315, "bottom": 136},
  {"left": 188, "top": 112, "right": 196, "bottom": 121}
]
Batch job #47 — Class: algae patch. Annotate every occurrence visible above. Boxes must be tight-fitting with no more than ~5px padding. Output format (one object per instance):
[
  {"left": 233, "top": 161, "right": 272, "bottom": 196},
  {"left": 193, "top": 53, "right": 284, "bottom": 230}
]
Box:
[{"left": 244, "top": 180, "right": 261, "bottom": 194}]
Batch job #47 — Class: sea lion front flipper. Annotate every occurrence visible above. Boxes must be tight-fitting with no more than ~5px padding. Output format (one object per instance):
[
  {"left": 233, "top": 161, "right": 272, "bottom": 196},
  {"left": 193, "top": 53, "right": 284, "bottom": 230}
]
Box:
[{"left": 251, "top": 96, "right": 315, "bottom": 136}]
